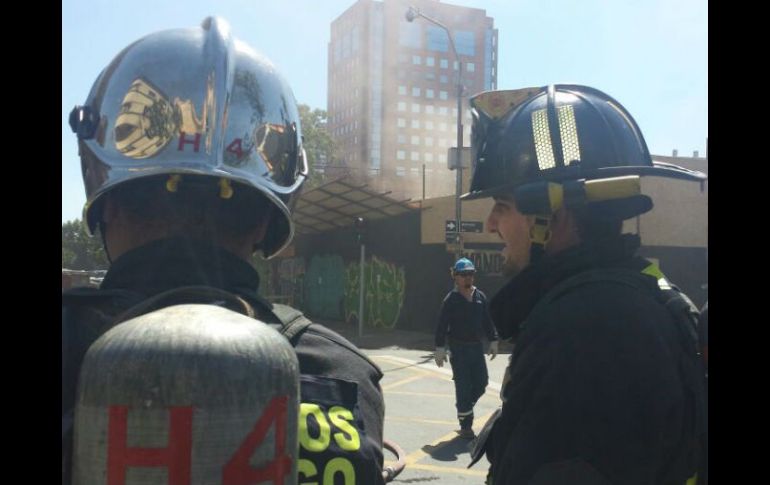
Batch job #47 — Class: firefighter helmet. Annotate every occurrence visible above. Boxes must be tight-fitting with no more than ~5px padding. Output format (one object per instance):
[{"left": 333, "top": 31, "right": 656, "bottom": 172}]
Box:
[
  {"left": 69, "top": 17, "right": 307, "bottom": 257},
  {"left": 462, "top": 84, "right": 706, "bottom": 219}
]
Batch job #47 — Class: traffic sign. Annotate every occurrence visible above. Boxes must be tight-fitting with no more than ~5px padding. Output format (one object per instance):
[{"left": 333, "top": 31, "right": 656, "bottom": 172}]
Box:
[
  {"left": 461, "top": 221, "right": 483, "bottom": 233},
  {"left": 446, "top": 220, "right": 483, "bottom": 233}
]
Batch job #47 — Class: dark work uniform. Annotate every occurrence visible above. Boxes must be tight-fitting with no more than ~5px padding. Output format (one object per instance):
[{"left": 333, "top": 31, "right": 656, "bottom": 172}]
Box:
[
  {"left": 478, "top": 235, "right": 706, "bottom": 485},
  {"left": 62, "top": 238, "right": 385, "bottom": 485},
  {"left": 435, "top": 287, "right": 498, "bottom": 430}
]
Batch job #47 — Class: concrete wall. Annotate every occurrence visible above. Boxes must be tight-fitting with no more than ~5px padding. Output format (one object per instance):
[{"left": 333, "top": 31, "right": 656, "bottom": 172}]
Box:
[{"left": 282, "top": 155, "right": 708, "bottom": 333}]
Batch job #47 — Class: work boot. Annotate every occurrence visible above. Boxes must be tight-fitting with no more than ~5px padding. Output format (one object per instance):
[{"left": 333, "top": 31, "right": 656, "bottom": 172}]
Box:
[{"left": 458, "top": 427, "right": 475, "bottom": 439}]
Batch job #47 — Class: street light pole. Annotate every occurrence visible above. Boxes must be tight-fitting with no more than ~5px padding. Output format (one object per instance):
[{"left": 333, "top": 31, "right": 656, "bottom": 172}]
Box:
[
  {"left": 406, "top": 6, "right": 464, "bottom": 258},
  {"left": 454, "top": 54, "right": 464, "bottom": 259}
]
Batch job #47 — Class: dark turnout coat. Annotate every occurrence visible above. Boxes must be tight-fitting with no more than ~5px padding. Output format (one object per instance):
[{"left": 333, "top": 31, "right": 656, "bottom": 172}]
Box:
[
  {"left": 62, "top": 238, "right": 386, "bottom": 485},
  {"left": 480, "top": 235, "right": 706, "bottom": 485}
]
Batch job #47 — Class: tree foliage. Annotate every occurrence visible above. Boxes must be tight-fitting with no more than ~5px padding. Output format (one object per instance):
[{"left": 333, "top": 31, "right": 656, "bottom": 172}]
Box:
[
  {"left": 298, "top": 104, "right": 336, "bottom": 188},
  {"left": 62, "top": 219, "right": 108, "bottom": 270}
]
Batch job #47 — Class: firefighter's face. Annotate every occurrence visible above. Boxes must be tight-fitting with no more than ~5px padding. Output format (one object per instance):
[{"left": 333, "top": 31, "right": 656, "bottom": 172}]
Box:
[{"left": 486, "top": 196, "right": 535, "bottom": 277}]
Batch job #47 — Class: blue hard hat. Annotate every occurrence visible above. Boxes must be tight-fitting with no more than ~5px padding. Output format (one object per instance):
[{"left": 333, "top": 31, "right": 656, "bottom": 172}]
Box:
[{"left": 453, "top": 258, "right": 476, "bottom": 274}]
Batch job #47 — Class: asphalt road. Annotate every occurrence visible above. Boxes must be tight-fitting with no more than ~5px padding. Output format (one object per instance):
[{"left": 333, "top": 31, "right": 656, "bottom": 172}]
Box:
[{"left": 366, "top": 348, "right": 510, "bottom": 485}]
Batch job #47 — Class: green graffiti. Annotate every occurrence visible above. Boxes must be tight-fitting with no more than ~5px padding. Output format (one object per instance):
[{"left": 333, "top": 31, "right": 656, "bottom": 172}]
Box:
[
  {"left": 344, "top": 256, "right": 406, "bottom": 329},
  {"left": 266, "top": 258, "right": 305, "bottom": 308},
  {"left": 275, "top": 257, "right": 305, "bottom": 308},
  {"left": 304, "top": 254, "right": 346, "bottom": 319}
]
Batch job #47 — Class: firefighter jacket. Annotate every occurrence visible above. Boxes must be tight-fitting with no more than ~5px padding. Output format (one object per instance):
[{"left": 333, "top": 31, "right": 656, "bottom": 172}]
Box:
[
  {"left": 480, "top": 234, "right": 706, "bottom": 485},
  {"left": 62, "top": 237, "right": 385, "bottom": 485}
]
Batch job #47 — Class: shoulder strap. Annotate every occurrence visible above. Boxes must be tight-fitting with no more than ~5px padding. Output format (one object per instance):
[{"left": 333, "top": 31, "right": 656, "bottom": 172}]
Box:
[
  {"left": 521, "top": 267, "right": 655, "bottom": 334},
  {"left": 270, "top": 303, "right": 313, "bottom": 343},
  {"left": 112, "top": 285, "right": 256, "bottom": 324},
  {"left": 539, "top": 267, "right": 653, "bottom": 306},
  {"left": 105, "top": 285, "right": 314, "bottom": 345},
  {"left": 109, "top": 285, "right": 314, "bottom": 344}
]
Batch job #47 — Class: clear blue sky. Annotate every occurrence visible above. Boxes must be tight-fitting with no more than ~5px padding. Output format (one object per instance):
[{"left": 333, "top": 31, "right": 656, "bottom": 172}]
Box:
[{"left": 62, "top": 0, "right": 707, "bottom": 223}]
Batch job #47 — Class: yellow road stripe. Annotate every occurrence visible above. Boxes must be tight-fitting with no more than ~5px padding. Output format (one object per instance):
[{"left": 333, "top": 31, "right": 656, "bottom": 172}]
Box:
[
  {"left": 401, "top": 409, "right": 498, "bottom": 466},
  {"left": 372, "top": 354, "right": 502, "bottom": 390},
  {"left": 382, "top": 373, "right": 428, "bottom": 391},
  {"left": 385, "top": 390, "right": 455, "bottom": 398},
  {"left": 372, "top": 355, "right": 453, "bottom": 379},
  {"left": 385, "top": 390, "right": 500, "bottom": 401},
  {"left": 402, "top": 429, "right": 459, "bottom": 465},
  {"left": 385, "top": 416, "right": 456, "bottom": 425},
  {"left": 383, "top": 461, "right": 488, "bottom": 477}
]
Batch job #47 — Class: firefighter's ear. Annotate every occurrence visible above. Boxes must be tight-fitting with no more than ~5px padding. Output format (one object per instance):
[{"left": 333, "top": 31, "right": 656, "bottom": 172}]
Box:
[{"left": 545, "top": 207, "right": 581, "bottom": 255}]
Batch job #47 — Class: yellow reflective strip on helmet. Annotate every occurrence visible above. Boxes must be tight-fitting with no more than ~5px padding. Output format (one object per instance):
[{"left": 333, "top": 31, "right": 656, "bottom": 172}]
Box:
[
  {"left": 165, "top": 174, "right": 181, "bottom": 193},
  {"left": 529, "top": 216, "right": 552, "bottom": 245},
  {"left": 546, "top": 182, "right": 564, "bottom": 212},
  {"left": 219, "top": 178, "right": 234, "bottom": 199},
  {"left": 557, "top": 105, "right": 581, "bottom": 164},
  {"left": 532, "top": 109, "right": 557, "bottom": 170},
  {"left": 584, "top": 175, "right": 640, "bottom": 201}
]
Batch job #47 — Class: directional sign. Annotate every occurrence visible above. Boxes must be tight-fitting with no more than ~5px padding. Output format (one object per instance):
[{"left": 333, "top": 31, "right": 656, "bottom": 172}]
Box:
[
  {"left": 447, "top": 220, "right": 484, "bottom": 233},
  {"left": 461, "top": 221, "right": 483, "bottom": 233},
  {"left": 445, "top": 232, "right": 460, "bottom": 244}
]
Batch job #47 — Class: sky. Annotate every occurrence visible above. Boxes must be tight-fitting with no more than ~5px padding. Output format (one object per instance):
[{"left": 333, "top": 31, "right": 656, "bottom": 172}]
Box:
[{"left": 62, "top": 0, "right": 707, "bottom": 223}]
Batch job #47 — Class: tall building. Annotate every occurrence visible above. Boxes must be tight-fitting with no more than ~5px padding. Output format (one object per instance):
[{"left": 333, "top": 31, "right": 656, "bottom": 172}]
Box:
[{"left": 327, "top": 0, "right": 497, "bottom": 200}]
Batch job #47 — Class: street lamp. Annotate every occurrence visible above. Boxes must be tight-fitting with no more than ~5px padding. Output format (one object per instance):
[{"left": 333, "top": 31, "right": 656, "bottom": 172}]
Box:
[{"left": 406, "top": 5, "right": 464, "bottom": 257}]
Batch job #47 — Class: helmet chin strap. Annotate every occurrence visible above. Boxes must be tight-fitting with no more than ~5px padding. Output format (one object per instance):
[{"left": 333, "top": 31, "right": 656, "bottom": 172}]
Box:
[
  {"left": 97, "top": 220, "right": 114, "bottom": 265},
  {"left": 528, "top": 215, "right": 552, "bottom": 263}
]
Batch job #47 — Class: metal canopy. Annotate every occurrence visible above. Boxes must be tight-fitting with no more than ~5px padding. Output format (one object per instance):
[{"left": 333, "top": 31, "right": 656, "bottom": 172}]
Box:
[{"left": 293, "top": 177, "right": 420, "bottom": 234}]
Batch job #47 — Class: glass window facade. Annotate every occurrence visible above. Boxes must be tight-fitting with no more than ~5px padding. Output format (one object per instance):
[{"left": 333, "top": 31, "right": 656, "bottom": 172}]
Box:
[{"left": 427, "top": 26, "right": 449, "bottom": 52}]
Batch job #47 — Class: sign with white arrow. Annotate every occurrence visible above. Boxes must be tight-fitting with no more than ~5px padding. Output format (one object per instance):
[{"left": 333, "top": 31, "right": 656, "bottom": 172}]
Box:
[{"left": 446, "top": 220, "right": 484, "bottom": 233}]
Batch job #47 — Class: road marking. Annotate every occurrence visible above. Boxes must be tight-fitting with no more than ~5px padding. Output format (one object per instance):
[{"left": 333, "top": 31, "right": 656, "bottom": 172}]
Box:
[
  {"left": 383, "top": 461, "right": 488, "bottom": 477},
  {"left": 382, "top": 373, "right": 428, "bottom": 391},
  {"left": 399, "top": 408, "right": 498, "bottom": 466},
  {"left": 401, "top": 429, "right": 460, "bottom": 465},
  {"left": 385, "top": 416, "right": 456, "bottom": 425},
  {"left": 385, "top": 390, "right": 455, "bottom": 398},
  {"left": 372, "top": 354, "right": 502, "bottom": 480},
  {"left": 373, "top": 354, "right": 503, "bottom": 393}
]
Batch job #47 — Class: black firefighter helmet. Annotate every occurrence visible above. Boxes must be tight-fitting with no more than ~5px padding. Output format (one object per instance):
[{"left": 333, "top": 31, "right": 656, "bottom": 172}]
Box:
[{"left": 462, "top": 84, "right": 706, "bottom": 220}]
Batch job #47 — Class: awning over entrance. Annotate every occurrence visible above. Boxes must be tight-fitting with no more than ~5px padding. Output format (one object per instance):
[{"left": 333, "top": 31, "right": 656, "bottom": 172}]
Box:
[{"left": 293, "top": 177, "right": 421, "bottom": 234}]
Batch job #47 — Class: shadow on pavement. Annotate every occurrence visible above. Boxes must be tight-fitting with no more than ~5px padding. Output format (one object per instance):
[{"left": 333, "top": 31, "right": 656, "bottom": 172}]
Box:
[{"left": 420, "top": 435, "right": 473, "bottom": 462}]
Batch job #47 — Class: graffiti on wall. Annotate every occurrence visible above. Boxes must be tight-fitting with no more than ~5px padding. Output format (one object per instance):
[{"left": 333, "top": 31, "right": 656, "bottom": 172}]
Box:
[
  {"left": 276, "top": 257, "right": 306, "bottom": 308},
  {"left": 344, "top": 256, "right": 406, "bottom": 329},
  {"left": 304, "top": 254, "right": 346, "bottom": 320}
]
